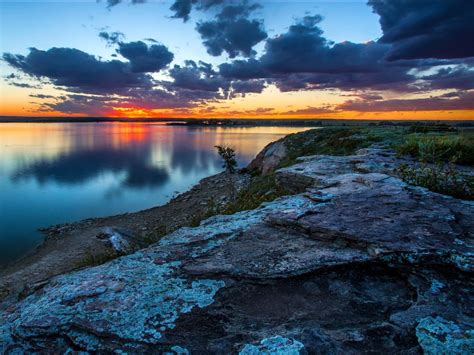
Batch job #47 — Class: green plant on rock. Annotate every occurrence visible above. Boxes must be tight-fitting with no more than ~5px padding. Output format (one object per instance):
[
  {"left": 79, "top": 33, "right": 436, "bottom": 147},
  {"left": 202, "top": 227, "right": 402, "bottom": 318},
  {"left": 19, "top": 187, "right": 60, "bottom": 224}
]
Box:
[
  {"left": 279, "top": 127, "right": 385, "bottom": 168},
  {"left": 215, "top": 145, "right": 238, "bottom": 173},
  {"left": 396, "top": 134, "right": 474, "bottom": 166},
  {"left": 397, "top": 163, "right": 473, "bottom": 200},
  {"left": 75, "top": 248, "right": 119, "bottom": 269},
  {"left": 408, "top": 123, "right": 456, "bottom": 133},
  {"left": 223, "top": 174, "right": 289, "bottom": 214}
]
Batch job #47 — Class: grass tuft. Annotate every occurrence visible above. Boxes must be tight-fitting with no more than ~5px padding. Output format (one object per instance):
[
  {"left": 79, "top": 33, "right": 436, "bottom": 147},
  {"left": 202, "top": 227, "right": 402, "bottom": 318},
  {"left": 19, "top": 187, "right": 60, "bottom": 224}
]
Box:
[
  {"left": 279, "top": 127, "right": 387, "bottom": 168},
  {"left": 142, "top": 225, "right": 169, "bottom": 245},
  {"left": 396, "top": 134, "right": 474, "bottom": 166},
  {"left": 397, "top": 163, "right": 474, "bottom": 200},
  {"left": 223, "top": 174, "right": 289, "bottom": 214},
  {"left": 75, "top": 248, "right": 119, "bottom": 269}
]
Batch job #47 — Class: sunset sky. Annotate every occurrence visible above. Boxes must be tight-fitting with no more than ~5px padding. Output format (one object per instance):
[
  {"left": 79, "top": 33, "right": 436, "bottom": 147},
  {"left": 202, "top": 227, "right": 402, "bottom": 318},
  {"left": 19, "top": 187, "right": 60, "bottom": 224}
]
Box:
[{"left": 1, "top": 0, "right": 473, "bottom": 120}]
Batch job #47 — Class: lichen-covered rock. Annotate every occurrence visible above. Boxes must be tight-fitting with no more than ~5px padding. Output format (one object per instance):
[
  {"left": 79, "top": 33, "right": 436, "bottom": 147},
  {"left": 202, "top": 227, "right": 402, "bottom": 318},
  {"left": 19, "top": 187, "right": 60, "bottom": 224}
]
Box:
[
  {"left": 1, "top": 148, "right": 473, "bottom": 353},
  {"left": 239, "top": 336, "right": 304, "bottom": 354},
  {"left": 416, "top": 317, "right": 474, "bottom": 355}
]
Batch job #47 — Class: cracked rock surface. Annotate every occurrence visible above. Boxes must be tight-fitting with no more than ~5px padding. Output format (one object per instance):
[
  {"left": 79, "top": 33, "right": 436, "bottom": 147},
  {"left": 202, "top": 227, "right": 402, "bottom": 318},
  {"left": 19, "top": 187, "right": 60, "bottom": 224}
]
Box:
[{"left": 1, "top": 148, "right": 473, "bottom": 353}]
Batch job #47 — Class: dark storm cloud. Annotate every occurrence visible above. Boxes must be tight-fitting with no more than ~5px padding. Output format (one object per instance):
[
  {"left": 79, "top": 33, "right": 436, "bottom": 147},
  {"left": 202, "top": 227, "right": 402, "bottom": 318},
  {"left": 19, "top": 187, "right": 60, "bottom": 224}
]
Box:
[
  {"left": 4, "top": 71, "right": 43, "bottom": 89},
  {"left": 229, "top": 79, "right": 265, "bottom": 97},
  {"left": 105, "top": 0, "right": 146, "bottom": 9},
  {"left": 168, "top": 60, "right": 229, "bottom": 92},
  {"left": 217, "top": 12, "right": 474, "bottom": 94},
  {"left": 9, "top": 82, "right": 41, "bottom": 89},
  {"left": 362, "top": 94, "right": 384, "bottom": 102},
  {"left": 166, "top": 60, "right": 266, "bottom": 101},
  {"left": 3, "top": 47, "right": 153, "bottom": 92},
  {"left": 106, "top": 0, "right": 225, "bottom": 21},
  {"left": 196, "top": 3, "right": 267, "bottom": 58},
  {"left": 29, "top": 93, "right": 56, "bottom": 99},
  {"left": 42, "top": 94, "right": 116, "bottom": 116},
  {"left": 170, "top": 0, "right": 193, "bottom": 21},
  {"left": 368, "top": 0, "right": 474, "bottom": 60},
  {"left": 421, "top": 65, "right": 474, "bottom": 91},
  {"left": 281, "top": 106, "right": 336, "bottom": 116},
  {"left": 42, "top": 84, "right": 204, "bottom": 116},
  {"left": 338, "top": 91, "right": 474, "bottom": 112},
  {"left": 218, "top": 15, "right": 416, "bottom": 92},
  {"left": 219, "top": 58, "right": 267, "bottom": 79},
  {"left": 99, "top": 31, "right": 125, "bottom": 45},
  {"left": 117, "top": 41, "right": 174, "bottom": 73},
  {"left": 269, "top": 70, "right": 416, "bottom": 93},
  {"left": 125, "top": 85, "right": 215, "bottom": 109},
  {"left": 260, "top": 15, "right": 390, "bottom": 74},
  {"left": 170, "top": 0, "right": 224, "bottom": 21}
]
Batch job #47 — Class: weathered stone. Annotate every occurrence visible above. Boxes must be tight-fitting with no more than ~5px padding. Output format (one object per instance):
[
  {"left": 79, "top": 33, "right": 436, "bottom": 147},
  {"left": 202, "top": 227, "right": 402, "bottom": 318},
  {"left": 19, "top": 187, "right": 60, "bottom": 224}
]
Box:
[
  {"left": 239, "top": 336, "right": 304, "bottom": 354},
  {"left": 416, "top": 317, "right": 474, "bottom": 354},
  {"left": 1, "top": 148, "right": 473, "bottom": 353},
  {"left": 247, "top": 140, "right": 287, "bottom": 175}
]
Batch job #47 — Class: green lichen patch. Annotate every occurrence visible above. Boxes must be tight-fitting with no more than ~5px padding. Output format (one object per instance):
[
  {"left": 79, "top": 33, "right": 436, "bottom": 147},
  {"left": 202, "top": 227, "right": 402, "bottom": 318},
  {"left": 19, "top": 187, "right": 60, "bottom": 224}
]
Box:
[
  {"left": 416, "top": 317, "right": 474, "bottom": 355},
  {"left": 4, "top": 256, "right": 225, "bottom": 351},
  {"left": 239, "top": 336, "right": 304, "bottom": 354}
]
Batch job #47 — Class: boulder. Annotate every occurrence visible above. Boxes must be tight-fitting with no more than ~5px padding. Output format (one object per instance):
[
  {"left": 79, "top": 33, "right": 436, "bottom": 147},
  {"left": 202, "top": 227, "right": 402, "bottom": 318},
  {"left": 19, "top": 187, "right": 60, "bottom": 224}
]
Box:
[{"left": 247, "top": 140, "right": 287, "bottom": 175}]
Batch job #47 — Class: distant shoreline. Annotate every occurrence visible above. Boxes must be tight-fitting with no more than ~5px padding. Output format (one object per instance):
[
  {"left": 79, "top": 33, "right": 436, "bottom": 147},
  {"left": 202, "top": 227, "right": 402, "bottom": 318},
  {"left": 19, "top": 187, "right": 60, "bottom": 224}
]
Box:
[{"left": 1, "top": 116, "right": 473, "bottom": 126}]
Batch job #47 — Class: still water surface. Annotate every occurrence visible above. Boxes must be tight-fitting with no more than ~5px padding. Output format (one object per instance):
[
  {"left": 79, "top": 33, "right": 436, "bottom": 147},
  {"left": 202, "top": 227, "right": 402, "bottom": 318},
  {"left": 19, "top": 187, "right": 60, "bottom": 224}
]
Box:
[{"left": 0, "top": 123, "right": 309, "bottom": 263}]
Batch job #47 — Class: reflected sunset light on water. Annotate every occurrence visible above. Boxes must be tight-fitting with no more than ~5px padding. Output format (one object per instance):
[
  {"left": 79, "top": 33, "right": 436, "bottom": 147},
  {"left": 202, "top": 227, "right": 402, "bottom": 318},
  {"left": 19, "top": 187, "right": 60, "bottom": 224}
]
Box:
[{"left": 0, "top": 123, "right": 310, "bottom": 263}]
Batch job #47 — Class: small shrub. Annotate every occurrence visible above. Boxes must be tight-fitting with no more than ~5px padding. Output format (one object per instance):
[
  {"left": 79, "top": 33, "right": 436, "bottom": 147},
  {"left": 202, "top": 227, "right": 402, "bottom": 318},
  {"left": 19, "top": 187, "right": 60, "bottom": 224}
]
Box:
[
  {"left": 397, "top": 163, "right": 473, "bottom": 200},
  {"left": 396, "top": 134, "right": 474, "bottom": 166},
  {"left": 215, "top": 145, "right": 237, "bottom": 173}
]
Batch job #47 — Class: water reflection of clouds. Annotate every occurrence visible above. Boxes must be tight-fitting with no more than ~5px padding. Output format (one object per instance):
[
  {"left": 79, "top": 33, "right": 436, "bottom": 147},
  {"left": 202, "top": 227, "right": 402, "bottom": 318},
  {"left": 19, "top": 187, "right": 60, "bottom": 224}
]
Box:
[
  {"left": 11, "top": 145, "right": 170, "bottom": 188},
  {"left": 9, "top": 125, "right": 305, "bottom": 189},
  {"left": 2, "top": 123, "right": 310, "bottom": 264},
  {"left": 9, "top": 126, "right": 224, "bottom": 189}
]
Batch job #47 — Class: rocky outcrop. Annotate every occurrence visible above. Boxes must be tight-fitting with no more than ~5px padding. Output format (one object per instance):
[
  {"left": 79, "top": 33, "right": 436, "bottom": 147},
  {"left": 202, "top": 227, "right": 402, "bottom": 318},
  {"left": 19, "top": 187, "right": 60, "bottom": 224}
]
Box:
[
  {"left": 247, "top": 139, "right": 287, "bottom": 175},
  {"left": 1, "top": 148, "right": 473, "bottom": 353}
]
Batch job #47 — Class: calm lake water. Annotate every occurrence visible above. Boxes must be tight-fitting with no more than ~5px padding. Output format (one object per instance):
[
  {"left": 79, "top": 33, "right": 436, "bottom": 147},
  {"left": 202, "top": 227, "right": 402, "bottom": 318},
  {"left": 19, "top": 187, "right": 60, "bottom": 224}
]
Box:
[{"left": 0, "top": 123, "right": 309, "bottom": 264}]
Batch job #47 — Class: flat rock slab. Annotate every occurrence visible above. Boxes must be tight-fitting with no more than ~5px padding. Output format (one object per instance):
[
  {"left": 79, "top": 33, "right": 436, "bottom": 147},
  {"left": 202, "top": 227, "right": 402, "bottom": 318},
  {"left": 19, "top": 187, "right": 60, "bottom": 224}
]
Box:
[{"left": 1, "top": 149, "right": 473, "bottom": 353}]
